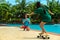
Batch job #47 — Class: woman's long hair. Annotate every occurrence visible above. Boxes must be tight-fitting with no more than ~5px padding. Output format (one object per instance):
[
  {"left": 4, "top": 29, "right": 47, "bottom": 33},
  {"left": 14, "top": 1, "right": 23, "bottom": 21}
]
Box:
[
  {"left": 36, "top": 2, "right": 41, "bottom": 9},
  {"left": 36, "top": 2, "right": 46, "bottom": 14}
]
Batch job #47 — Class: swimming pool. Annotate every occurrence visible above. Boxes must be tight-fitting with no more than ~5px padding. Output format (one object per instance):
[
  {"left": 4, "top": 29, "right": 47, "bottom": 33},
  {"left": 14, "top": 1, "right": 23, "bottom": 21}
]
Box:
[{"left": 7, "top": 24, "right": 60, "bottom": 34}]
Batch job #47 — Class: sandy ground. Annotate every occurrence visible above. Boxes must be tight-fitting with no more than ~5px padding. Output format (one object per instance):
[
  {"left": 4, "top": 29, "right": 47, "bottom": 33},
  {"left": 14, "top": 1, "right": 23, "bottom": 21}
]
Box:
[{"left": 0, "top": 26, "right": 60, "bottom": 40}]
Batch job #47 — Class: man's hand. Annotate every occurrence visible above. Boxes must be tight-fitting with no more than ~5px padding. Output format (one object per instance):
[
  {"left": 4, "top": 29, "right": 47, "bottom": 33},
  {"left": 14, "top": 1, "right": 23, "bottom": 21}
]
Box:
[
  {"left": 48, "top": 10, "right": 54, "bottom": 15},
  {"left": 27, "top": 14, "right": 30, "bottom": 15},
  {"left": 27, "top": 12, "right": 34, "bottom": 16},
  {"left": 51, "top": 13, "right": 54, "bottom": 15}
]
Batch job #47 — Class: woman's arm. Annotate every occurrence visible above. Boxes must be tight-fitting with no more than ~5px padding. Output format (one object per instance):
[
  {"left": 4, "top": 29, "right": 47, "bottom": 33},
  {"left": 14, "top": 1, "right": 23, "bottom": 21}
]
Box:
[{"left": 48, "top": 10, "right": 54, "bottom": 15}]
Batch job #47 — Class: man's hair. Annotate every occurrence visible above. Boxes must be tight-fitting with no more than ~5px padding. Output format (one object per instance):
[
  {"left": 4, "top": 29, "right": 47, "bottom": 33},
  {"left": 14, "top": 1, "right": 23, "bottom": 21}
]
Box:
[
  {"left": 22, "top": 12, "right": 27, "bottom": 19},
  {"left": 27, "top": 15, "right": 29, "bottom": 18}
]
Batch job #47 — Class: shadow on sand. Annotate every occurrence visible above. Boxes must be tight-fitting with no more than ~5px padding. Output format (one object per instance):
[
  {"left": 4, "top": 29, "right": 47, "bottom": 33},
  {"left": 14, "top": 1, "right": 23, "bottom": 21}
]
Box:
[{"left": 23, "top": 37, "right": 49, "bottom": 40}]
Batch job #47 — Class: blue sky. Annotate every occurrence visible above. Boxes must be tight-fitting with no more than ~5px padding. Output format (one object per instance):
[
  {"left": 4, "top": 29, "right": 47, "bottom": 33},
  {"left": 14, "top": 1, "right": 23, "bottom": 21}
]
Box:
[
  {"left": 6, "top": 0, "right": 60, "bottom": 5},
  {"left": 6, "top": 0, "right": 47, "bottom": 5}
]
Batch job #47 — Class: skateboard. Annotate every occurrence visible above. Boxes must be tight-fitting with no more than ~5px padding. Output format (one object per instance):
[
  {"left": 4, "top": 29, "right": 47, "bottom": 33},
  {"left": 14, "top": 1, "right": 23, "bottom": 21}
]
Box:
[{"left": 37, "top": 33, "right": 50, "bottom": 39}]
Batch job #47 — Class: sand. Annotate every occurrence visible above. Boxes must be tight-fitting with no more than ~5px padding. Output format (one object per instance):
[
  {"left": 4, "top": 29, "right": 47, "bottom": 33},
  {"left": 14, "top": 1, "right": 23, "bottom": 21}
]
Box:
[{"left": 0, "top": 26, "right": 60, "bottom": 40}]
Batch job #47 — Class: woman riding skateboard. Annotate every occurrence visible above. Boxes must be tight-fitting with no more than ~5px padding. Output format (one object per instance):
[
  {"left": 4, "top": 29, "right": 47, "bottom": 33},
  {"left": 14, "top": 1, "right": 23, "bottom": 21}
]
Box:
[{"left": 27, "top": 2, "right": 54, "bottom": 35}]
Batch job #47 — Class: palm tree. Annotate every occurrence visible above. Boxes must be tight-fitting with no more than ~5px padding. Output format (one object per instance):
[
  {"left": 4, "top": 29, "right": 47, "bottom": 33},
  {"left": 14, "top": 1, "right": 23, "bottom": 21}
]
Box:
[
  {"left": 57, "top": 0, "right": 59, "bottom": 6},
  {"left": 0, "top": 3, "right": 11, "bottom": 23},
  {"left": 21, "top": 0, "right": 26, "bottom": 9},
  {"left": 0, "top": 0, "right": 6, "bottom": 4},
  {"left": 15, "top": 0, "right": 22, "bottom": 4},
  {"left": 15, "top": 0, "right": 26, "bottom": 10},
  {"left": 46, "top": 0, "right": 49, "bottom": 6}
]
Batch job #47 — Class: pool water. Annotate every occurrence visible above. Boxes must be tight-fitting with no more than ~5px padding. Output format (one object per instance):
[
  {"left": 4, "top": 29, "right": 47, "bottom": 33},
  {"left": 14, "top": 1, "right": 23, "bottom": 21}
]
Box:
[{"left": 7, "top": 24, "right": 60, "bottom": 34}]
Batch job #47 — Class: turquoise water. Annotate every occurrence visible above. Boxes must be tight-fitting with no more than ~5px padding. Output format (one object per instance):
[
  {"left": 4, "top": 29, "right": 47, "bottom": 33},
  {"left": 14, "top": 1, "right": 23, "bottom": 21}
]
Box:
[{"left": 7, "top": 24, "right": 60, "bottom": 34}]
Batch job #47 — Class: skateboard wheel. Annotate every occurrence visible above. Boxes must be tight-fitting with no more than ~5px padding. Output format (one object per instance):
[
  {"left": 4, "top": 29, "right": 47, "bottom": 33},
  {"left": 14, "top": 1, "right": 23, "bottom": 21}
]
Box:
[
  {"left": 42, "top": 36, "right": 45, "bottom": 39},
  {"left": 43, "top": 38, "right": 45, "bottom": 39},
  {"left": 37, "top": 36, "right": 40, "bottom": 38},
  {"left": 42, "top": 36, "right": 50, "bottom": 39},
  {"left": 48, "top": 37, "right": 50, "bottom": 39}
]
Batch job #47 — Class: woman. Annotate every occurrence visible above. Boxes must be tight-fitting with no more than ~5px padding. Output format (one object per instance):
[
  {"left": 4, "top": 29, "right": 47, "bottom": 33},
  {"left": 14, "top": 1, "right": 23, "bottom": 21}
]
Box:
[{"left": 27, "top": 2, "right": 54, "bottom": 35}]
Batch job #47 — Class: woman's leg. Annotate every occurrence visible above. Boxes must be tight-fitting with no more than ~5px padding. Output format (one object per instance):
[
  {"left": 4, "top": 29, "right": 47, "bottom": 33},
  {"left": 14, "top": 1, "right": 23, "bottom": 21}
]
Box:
[{"left": 40, "top": 21, "right": 46, "bottom": 34}]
